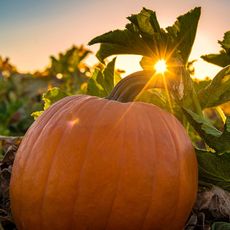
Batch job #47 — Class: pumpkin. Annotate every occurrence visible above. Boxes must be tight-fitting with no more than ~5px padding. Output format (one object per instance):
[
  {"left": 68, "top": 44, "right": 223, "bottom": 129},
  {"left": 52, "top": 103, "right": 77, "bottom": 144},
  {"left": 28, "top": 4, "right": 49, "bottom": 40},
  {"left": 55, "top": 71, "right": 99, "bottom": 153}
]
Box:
[{"left": 10, "top": 72, "right": 197, "bottom": 230}]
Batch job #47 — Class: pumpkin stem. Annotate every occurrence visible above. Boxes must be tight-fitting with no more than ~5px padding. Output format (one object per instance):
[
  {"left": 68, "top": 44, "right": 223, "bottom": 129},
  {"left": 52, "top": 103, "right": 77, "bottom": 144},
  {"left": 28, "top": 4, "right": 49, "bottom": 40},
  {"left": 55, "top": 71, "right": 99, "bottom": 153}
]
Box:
[
  {"left": 106, "top": 70, "right": 165, "bottom": 102},
  {"left": 107, "top": 57, "right": 186, "bottom": 103},
  {"left": 107, "top": 59, "right": 203, "bottom": 117}
]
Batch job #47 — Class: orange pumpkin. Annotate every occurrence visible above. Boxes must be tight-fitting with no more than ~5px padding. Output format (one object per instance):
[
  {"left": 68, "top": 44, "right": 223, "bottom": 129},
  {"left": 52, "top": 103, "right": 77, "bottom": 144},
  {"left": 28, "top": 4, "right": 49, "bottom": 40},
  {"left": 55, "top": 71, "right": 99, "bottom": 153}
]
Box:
[{"left": 10, "top": 73, "right": 197, "bottom": 230}]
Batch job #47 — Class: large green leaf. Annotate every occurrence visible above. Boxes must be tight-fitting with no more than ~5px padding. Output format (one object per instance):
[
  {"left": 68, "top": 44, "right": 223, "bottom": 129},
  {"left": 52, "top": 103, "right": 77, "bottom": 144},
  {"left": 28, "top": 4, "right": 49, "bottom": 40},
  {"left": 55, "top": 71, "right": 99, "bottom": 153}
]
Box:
[
  {"left": 127, "top": 8, "right": 160, "bottom": 36},
  {"left": 196, "top": 149, "right": 230, "bottom": 192},
  {"left": 202, "top": 53, "right": 230, "bottom": 68},
  {"left": 126, "top": 8, "right": 168, "bottom": 53},
  {"left": 89, "top": 7, "right": 201, "bottom": 65},
  {"left": 166, "top": 7, "right": 201, "bottom": 63},
  {"left": 201, "top": 31, "right": 230, "bottom": 67},
  {"left": 198, "top": 65, "right": 230, "bottom": 108},
  {"left": 88, "top": 30, "right": 154, "bottom": 62},
  {"left": 183, "top": 107, "right": 222, "bottom": 137},
  {"left": 183, "top": 108, "right": 230, "bottom": 153}
]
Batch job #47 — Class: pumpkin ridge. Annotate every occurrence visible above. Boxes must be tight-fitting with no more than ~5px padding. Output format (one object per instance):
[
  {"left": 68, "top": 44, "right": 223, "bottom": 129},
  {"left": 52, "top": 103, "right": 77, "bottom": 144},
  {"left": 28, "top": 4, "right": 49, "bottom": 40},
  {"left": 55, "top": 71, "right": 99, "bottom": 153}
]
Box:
[
  {"left": 159, "top": 112, "right": 182, "bottom": 227},
  {"left": 139, "top": 106, "right": 158, "bottom": 230},
  {"left": 69, "top": 99, "right": 114, "bottom": 229},
  {"left": 39, "top": 126, "right": 70, "bottom": 229},
  {"left": 160, "top": 109, "right": 197, "bottom": 228},
  {"left": 11, "top": 96, "right": 79, "bottom": 227},
  {"left": 14, "top": 96, "right": 78, "bottom": 172},
  {"left": 102, "top": 107, "right": 127, "bottom": 230},
  {"left": 33, "top": 95, "right": 81, "bottom": 133},
  {"left": 39, "top": 96, "right": 94, "bottom": 229}
]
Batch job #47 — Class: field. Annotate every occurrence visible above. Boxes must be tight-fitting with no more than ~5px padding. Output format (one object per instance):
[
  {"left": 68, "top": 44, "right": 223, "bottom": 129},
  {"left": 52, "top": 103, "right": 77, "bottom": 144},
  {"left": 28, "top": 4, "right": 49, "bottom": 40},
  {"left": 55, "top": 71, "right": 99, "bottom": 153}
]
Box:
[{"left": 1, "top": 7, "right": 230, "bottom": 230}]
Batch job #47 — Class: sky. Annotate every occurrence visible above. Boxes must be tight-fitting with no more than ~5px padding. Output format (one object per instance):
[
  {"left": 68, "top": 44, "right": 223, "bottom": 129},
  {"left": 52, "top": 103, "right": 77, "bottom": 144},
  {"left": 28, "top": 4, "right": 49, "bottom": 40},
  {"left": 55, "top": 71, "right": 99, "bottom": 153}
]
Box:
[{"left": 0, "top": 0, "right": 229, "bottom": 79}]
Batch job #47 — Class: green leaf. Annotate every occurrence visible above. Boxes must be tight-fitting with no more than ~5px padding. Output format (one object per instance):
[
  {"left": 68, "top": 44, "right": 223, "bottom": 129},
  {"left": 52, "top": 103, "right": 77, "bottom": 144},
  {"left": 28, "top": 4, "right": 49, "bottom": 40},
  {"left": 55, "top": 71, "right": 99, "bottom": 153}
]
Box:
[
  {"left": 182, "top": 108, "right": 230, "bottom": 153},
  {"left": 31, "top": 111, "right": 43, "bottom": 120},
  {"left": 193, "top": 78, "right": 211, "bottom": 93},
  {"left": 220, "top": 31, "right": 230, "bottom": 52},
  {"left": 221, "top": 116, "right": 230, "bottom": 148},
  {"left": 43, "top": 87, "right": 69, "bottom": 110},
  {"left": 89, "top": 7, "right": 200, "bottom": 65},
  {"left": 212, "top": 222, "right": 230, "bottom": 230},
  {"left": 127, "top": 8, "right": 161, "bottom": 36},
  {"left": 88, "top": 30, "right": 154, "bottom": 62},
  {"left": 201, "top": 53, "right": 230, "bottom": 67},
  {"left": 202, "top": 31, "right": 230, "bottom": 67},
  {"left": 102, "top": 58, "right": 117, "bottom": 93},
  {"left": 49, "top": 46, "right": 91, "bottom": 74},
  {"left": 114, "top": 72, "right": 122, "bottom": 85},
  {"left": 87, "top": 69, "right": 107, "bottom": 97},
  {"left": 136, "top": 89, "right": 170, "bottom": 111},
  {"left": 198, "top": 65, "right": 230, "bottom": 108},
  {"left": 127, "top": 8, "right": 170, "bottom": 57},
  {"left": 87, "top": 58, "right": 121, "bottom": 97},
  {"left": 182, "top": 108, "right": 221, "bottom": 150},
  {"left": 183, "top": 108, "right": 222, "bottom": 138},
  {"left": 166, "top": 7, "right": 201, "bottom": 63},
  {"left": 31, "top": 87, "right": 68, "bottom": 119},
  {"left": 196, "top": 149, "right": 230, "bottom": 192}
]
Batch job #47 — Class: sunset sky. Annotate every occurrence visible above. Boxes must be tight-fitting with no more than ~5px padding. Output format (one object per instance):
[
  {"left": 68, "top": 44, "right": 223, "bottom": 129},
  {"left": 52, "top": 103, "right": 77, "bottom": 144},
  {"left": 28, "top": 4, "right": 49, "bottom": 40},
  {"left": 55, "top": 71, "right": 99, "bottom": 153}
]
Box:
[{"left": 0, "top": 0, "right": 229, "bottom": 79}]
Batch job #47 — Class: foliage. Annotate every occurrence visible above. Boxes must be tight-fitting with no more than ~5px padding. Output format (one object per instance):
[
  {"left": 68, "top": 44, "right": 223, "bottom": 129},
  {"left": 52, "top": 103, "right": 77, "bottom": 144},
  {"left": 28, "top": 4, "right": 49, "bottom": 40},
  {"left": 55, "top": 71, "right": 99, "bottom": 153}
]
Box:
[
  {"left": 89, "top": 7, "right": 201, "bottom": 67},
  {"left": 89, "top": 7, "right": 230, "bottom": 194},
  {"left": 0, "top": 57, "right": 17, "bottom": 75},
  {"left": 87, "top": 58, "right": 121, "bottom": 97},
  {"left": 196, "top": 149, "right": 230, "bottom": 191},
  {"left": 201, "top": 31, "right": 230, "bottom": 67},
  {"left": 47, "top": 45, "right": 92, "bottom": 94},
  {"left": 136, "top": 88, "right": 174, "bottom": 113},
  {"left": 198, "top": 65, "right": 230, "bottom": 108},
  {"left": 31, "top": 59, "right": 122, "bottom": 120},
  {"left": 89, "top": 8, "right": 230, "bottom": 229},
  {"left": 0, "top": 58, "right": 42, "bottom": 136},
  {"left": 31, "top": 87, "right": 69, "bottom": 119},
  {"left": 183, "top": 109, "right": 230, "bottom": 153},
  {"left": 0, "top": 46, "right": 92, "bottom": 137},
  {"left": 212, "top": 222, "right": 230, "bottom": 230}
]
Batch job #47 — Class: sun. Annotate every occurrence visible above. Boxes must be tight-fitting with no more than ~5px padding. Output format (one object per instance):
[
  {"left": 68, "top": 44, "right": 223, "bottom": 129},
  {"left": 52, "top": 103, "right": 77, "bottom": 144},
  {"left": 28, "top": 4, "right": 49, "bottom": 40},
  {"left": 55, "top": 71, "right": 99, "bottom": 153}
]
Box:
[{"left": 154, "top": 59, "right": 167, "bottom": 74}]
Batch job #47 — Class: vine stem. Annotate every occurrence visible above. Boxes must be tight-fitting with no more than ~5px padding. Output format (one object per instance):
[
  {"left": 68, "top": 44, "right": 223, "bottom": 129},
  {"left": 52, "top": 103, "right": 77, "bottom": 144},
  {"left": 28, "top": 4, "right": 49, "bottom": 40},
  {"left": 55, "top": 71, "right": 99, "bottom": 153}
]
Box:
[{"left": 0, "top": 136, "right": 23, "bottom": 141}]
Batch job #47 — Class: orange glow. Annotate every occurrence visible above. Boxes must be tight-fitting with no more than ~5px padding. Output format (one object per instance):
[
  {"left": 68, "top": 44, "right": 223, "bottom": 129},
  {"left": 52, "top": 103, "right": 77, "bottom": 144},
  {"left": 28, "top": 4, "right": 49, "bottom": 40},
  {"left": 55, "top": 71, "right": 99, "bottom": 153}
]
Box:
[
  {"left": 68, "top": 118, "right": 80, "bottom": 126},
  {"left": 56, "top": 73, "right": 63, "bottom": 79},
  {"left": 154, "top": 59, "right": 167, "bottom": 74}
]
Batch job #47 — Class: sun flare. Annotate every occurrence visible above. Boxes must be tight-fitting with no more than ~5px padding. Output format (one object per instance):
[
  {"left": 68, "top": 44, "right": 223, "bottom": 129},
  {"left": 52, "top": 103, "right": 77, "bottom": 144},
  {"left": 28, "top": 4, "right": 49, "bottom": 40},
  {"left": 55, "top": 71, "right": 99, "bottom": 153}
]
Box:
[{"left": 154, "top": 59, "right": 167, "bottom": 74}]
